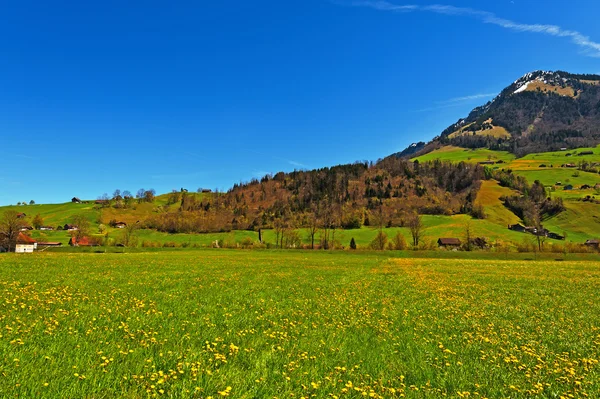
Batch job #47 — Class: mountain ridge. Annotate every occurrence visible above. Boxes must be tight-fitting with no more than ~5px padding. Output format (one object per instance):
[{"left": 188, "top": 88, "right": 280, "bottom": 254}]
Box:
[{"left": 392, "top": 70, "right": 600, "bottom": 159}]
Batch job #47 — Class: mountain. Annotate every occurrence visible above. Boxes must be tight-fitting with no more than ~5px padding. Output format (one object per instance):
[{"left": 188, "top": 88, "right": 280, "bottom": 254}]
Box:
[{"left": 392, "top": 70, "right": 600, "bottom": 158}]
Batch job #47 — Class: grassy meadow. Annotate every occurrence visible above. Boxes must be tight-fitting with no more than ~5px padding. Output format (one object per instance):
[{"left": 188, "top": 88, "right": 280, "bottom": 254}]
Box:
[{"left": 1, "top": 251, "right": 600, "bottom": 398}]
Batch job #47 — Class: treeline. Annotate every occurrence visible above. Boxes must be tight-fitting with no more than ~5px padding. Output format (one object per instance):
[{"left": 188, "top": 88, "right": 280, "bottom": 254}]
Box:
[{"left": 144, "top": 158, "right": 486, "bottom": 234}]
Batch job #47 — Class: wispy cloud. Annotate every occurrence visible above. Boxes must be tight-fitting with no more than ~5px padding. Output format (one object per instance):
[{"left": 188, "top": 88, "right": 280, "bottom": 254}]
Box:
[
  {"left": 436, "top": 93, "right": 497, "bottom": 104},
  {"left": 336, "top": 1, "right": 600, "bottom": 57}
]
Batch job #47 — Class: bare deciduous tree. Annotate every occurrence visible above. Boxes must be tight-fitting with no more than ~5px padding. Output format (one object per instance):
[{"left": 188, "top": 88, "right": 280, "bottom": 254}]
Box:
[
  {"left": 0, "top": 210, "right": 26, "bottom": 252},
  {"left": 407, "top": 212, "right": 424, "bottom": 248}
]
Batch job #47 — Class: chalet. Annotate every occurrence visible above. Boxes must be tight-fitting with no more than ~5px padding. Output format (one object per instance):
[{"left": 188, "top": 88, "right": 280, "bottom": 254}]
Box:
[
  {"left": 561, "top": 163, "right": 576, "bottom": 168},
  {"left": 114, "top": 222, "right": 127, "bottom": 229},
  {"left": 564, "top": 185, "right": 574, "bottom": 191},
  {"left": 39, "top": 226, "right": 54, "bottom": 231},
  {"left": 19, "top": 225, "right": 33, "bottom": 231},
  {"left": 15, "top": 233, "right": 37, "bottom": 253},
  {"left": 16, "top": 212, "right": 26, "bottom": 219},
  {"left": 508, "top": 224, "right": 527, "bottom": 233},
  {"left": 584, "top": 239, "right": 600, "bottom": 249},
  {"left": 581, "top": 184, "right": 592, "bottom": 190},
  {"left": 555, "top": 181, "right": 562, "bottom": 186},
  {"left": 437, "top": 238, "right": 461, "bottom": 248},
  {"left": 71, "top": 197, "right": 82, "bottom": 203},
  {"left": 69, "top": 236, "right": 98, "bottom": 247},
  {"left": 579, "top": 151, "right": 594, "bottom": 156},
  {"left": 64, "top": 224, "right": 78, "bottom": 231}
]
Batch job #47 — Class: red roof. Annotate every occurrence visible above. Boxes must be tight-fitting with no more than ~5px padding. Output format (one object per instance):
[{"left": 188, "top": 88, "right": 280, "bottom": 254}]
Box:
[{"left": 17, "top": 233, "right": 36, "bottom": 244}]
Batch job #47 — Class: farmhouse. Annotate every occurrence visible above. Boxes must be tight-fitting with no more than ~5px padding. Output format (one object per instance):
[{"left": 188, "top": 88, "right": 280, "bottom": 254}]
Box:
[
  {"left": 20, "top": 225, "right": 33, "bottom": 231},
  {"left": 69, "top": 236, "right": 98, "bottom": 247},
  {"left": 561, "top": 163, "right": 576, "bottom": 168},
  {"left": 15, "top": 233, "right": 37, "bottom": 253},
  {"left": 584, "top": 239, "right": 600, "bottom": 249},
  {"left": 16, "top": 212, "right": 26, "bottom": 218},
  {"left": 114, "top": 222, "right": 127, "bottom": 229},
  {"left": 71, "top": 197, "right": 82, "bottom": 203},
  {"left": 39, "top": 226, "right": 54, "bottom": 231},
  {"left": 437, "top": 238, "right": 461, "bottom": 248},
  {"left": 64, "top": 224, "right": 78, "bottom": 231},
  {"left": 581, "top": 184, "right": 592, "bottom": 190}
]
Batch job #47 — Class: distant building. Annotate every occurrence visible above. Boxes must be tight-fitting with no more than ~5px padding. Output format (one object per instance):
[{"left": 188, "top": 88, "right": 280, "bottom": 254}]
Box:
[
  {"left": 37, "top": 242, "right": 63, "bottom": 248},
  {"left": 64, "top": 224, "right": 79, "bottom": 231},
  {"left": 564, "top": 184, "right": 574, "bottom": 191},
  {"left": 508, "top": 224, "right": 527, "bottom": 233},
  {"left": 579, "top": 151, "right": 594, "bottom": 156},
  {"left": 15, "top": 233, "right": 37, "bottom": 253},
  {"left": 71, "top": 197, "right": 82, "bottom": 203},
  {"left": 584, "top": 239, "right": 600, "bottom": 249},
  {"left": 69, "top": 236, "right": 98, "bottom": 247},
  {"left": 19, "top": 225, "right": 33, "bottom": 231},
  {"left": 39, "top": 226, "right": 54, "bottom": 231},
  {"left": 114, "top": 222, "right": 127, "bottom": 229},
  {"left": 16, "top": 212, "right": 26, "bottom": 219},
  {"left": 437, "top": 238, "right": 461, "bottom": 248}
]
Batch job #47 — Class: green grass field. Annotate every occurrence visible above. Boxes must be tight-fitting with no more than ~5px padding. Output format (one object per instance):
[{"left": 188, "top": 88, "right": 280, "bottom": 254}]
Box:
[
  {"left": 1, "top": 251, "right": 599, "bottom": 398},
  {"left": 413, "top": 146, "right": 516, "bottom": 164}
]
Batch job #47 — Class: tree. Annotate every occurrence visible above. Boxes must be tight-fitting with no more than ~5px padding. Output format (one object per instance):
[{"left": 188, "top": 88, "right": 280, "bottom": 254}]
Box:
[
  {"left": 32, "top": 214, "right": 44, "bottom": 230},
  {"left": 407, "top": 213, "right": 424, "bottom": 248},
  {"left": 0, "top": 210, "right": 26, "bottom": 252},
  {"left": 71, "top": 214, "right": 90, "bottom": 239},
  {"left": 391, "top": 232, "right": 407, "bottom": 250},
  {"left": 349, "top": 237, "right": 357, "bottom": 250},
  {"left": 121, "top": 223, "right": 139, "bottom": 247},
  {"left": 113, "top": 189, "right": 122, "bottom": 200},
  {"left": 98, "top": 224, "right": 107, "bottom": 234},
  {"left": 463, "top": 221, "right": 473, "bottom": 251},
  {"left": 144, "top": 190, "right": 155, "bottom": 203},
  {"left": 29, "top": 200, "right": 35, "bottom": 205},
  {"left": 370, "top": 231, "right": 388, "bottom": 250}
]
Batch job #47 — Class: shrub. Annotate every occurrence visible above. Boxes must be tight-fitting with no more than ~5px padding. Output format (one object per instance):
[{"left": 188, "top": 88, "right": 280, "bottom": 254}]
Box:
[
  {"left": 370, "top": 231, "right": 388, "bottom": 250},
  {"left": 391, "top": 233, "right": 407, "bottom": 250}
]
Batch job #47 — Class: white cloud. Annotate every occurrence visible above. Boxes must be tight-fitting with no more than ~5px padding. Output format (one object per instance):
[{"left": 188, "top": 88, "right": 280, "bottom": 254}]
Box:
[
  {"left": 336, "top": 1, "right": 600, "bottom": 57},
  {"left": 436, "top": 93, "right": 497, "bottom": 104}
]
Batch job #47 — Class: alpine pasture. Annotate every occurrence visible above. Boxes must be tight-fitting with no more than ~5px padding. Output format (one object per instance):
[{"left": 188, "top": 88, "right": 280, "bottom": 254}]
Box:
[{"left": 1, "top": 251, "right": 599, "bottom": 398}]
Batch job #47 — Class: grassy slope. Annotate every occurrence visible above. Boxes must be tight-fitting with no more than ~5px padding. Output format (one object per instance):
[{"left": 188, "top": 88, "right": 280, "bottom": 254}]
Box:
[
  {"left": 413, "top": 146, "right": 515, "bottom": 163},
  {"left": 1, "top": 251, "right": 599, "bottom": 398},
  {"left": 414, "top": 145, "right": 600, "bottom": 242}
]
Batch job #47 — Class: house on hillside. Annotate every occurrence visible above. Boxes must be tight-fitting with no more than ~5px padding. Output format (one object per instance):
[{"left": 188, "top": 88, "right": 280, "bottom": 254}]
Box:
[
  {"left": 39, "top": 226, "right": 54, "bottom": 231},
  {"left": 584, "top": 239, "right": 600, "bottom": 249},
  {"left": 19, "top": 225, "right": 33, "bottom": 231},
  {"left": 114, "top": 222, "right": 127, "bottom": 229},
  {"left": 16, "top": 233, "right": 37, "bottom": 253},
  {"left": 437, "top": 238, "right": 461, "bottom": 248},
  {"left": 71, "top": 197, "right": 82, "bottom": 203},
  {"left": 64, "top": 224, "right": 78, "bottom": 231},
  {"left": 581, "top": 184, "right": 592, "bottom": 190},
  {"left": 69, "top": 236, "right": 98, "bottom": 247},
  {"left": 562, "top": 163, "right": 577, "bottom": 168},
  {"left": 508, "top": 224, "right": 527, "bottom": 233},
  {"left": 16, "top": 212, "right": 26, "bottom": 219}
]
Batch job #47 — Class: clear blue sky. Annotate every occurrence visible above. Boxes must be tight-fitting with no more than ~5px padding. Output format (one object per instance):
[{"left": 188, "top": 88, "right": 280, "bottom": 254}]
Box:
[{"left": 1, "top": 0, "right": 599, "bottom": 205}]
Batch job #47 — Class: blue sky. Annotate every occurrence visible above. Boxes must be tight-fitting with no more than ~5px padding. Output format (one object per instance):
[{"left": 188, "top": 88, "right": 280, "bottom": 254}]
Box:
[{"left": 1, "top": 0, "right": 599, "bottom": 205}]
